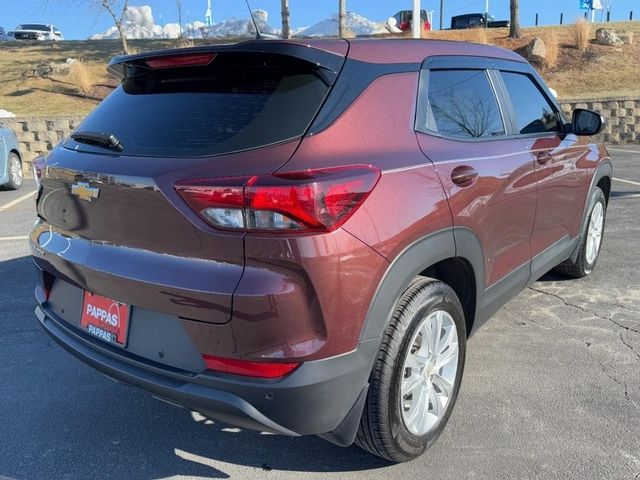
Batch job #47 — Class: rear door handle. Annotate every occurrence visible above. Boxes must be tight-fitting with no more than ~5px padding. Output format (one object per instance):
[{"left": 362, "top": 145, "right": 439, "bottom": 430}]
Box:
[
  {"left": 536, "top": 152, "right": 553, "bottom": 165},
  {"left": 451, "top": 165, "right": 478, "bottom": 187}
]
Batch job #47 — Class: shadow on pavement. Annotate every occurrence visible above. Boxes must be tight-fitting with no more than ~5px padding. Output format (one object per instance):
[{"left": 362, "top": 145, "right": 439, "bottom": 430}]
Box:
[{"left": 0, "top": 256, "right": 390, "bottom": 479}]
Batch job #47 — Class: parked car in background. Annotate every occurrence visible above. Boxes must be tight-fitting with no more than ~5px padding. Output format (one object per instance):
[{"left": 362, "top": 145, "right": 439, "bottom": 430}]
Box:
[
  {"left": 8, "top": 24, "right": 63, "bottom": 41},
  {"left": 0, "top": 126, "right": 23, "bottom": 190},
  {"left": 391, "top": 10, "right": 432, "bottom": 32},
  {"left": 451, "top": 13, "right": 509, "bottom": 29},
  {"left": 31, "top": 38, "right": 610, "bottom": 462}
]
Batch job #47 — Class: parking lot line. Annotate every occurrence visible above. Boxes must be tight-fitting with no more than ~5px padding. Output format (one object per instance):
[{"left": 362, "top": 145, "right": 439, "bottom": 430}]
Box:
[
  {"left": 0, "top": 191, "right": 36, "bottom": 212},
  {"left": 0, "top": 236, "right": 29, "bottom": 241},
  {"left": 607, "top": 147, "right": 640, "bottom": 154},
  {"left": 613, "top": 177, "right": 640, "bottom": 187}
]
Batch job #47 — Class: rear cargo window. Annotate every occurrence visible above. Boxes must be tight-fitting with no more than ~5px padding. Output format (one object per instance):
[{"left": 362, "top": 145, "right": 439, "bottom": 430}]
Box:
[{"left": 66, "top": 53, "right": 330, "bottom": 157}]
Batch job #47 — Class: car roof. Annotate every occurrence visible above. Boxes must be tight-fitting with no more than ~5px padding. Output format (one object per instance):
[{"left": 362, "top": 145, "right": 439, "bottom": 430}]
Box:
[{"left": 298, "top": 38, "right": 526, "bottom": 65}]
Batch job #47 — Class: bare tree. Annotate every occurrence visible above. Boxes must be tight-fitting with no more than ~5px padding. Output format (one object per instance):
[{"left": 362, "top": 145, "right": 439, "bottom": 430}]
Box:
[
  {"left": 509, "top": 0, "right": 521, "bottom": 38},
  {"left": 101, "top": 0, "right": 130, "bottom": 54},
  {"left": 281, "top": 0, "right": 290, "bottom": 39}
]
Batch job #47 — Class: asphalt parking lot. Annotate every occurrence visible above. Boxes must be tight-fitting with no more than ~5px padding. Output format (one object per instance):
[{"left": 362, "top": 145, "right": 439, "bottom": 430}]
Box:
[{"left": 1, "top": 147, "right": 639, "bottom": 480}]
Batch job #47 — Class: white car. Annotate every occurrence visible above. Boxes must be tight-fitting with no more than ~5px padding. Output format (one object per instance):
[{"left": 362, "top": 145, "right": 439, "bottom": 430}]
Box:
[{"left": 8, "top": 24, "right": 63, "bottom": 41}]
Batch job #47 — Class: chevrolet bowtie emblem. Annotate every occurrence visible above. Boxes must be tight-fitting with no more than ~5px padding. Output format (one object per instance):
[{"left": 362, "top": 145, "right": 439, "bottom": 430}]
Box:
[{"left": 71, "top": 182, "right": 100, "bottom": 202}]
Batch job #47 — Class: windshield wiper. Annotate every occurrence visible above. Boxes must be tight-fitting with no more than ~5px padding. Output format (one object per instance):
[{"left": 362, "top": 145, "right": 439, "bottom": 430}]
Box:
[{"left": 71, "top": 131, "right": 124, "bottom": 152}]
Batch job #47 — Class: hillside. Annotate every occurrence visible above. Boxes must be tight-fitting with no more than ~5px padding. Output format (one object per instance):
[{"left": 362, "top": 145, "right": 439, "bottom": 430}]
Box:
[
  {"left": 0, "top": 21, "right": 638, "bottom": 117},
  {"left": 424, "top": 21, "right": 640, "bottom": 100}
]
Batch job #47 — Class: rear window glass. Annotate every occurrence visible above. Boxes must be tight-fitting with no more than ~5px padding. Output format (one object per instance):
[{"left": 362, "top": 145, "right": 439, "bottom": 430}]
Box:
[
  {"left": 424, "top": 69, "right": 505, "bottom": 139},
  {"left": 66, "top": 53, "right": 330, "bottom": 157}
]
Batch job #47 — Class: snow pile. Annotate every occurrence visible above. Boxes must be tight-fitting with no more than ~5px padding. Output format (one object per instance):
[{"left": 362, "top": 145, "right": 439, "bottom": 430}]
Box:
[
  {"left": 90, "top": 5, "right": 204, "bottom": 40},
  {"left": 200, "top": 10, "right": 278, "bottom": 38},
  {"left": 296, "top": 11, "right": 387, "bottom": 37},
  {"left": 89, "top": 6, "right": 384, "bottom": 40},
  {"left": 0, "top": 109, "right": 16, "bottom": 118}
]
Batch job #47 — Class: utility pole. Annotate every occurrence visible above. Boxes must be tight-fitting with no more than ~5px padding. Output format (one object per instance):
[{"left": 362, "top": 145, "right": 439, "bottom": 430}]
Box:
[
  {"left": 439, "top": 0, "right": 444, "bottom": 30},
  {"left": 338, "top": 0, "right": 346, "bottom": 38},
  {"left": 412, "top": 0, "right": 420, "bottom": 39},
  {"left": 281, "top": 0, "right": 290, "bottom": 39},
  {"left": 485, "top": 0, "right": 490, "bottom": 26},
  {"left": 176, "top": 0, "right": 183, "bottom": 38}
]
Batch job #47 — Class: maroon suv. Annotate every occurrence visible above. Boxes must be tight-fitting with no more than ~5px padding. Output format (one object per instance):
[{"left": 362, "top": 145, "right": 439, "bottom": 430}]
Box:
[{"left": 31, "top": 38, "right": 611, "bottom": 462}]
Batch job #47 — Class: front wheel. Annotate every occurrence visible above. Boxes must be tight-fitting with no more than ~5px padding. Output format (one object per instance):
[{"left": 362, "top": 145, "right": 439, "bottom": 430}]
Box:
[
  {"left": 355, "top": 278, "right": 466, "bottom": 462},
  {"left": 555, "top": 187, "right": 607, "bottom": 278},
  {"left": 5, "top": 153, "right": 23, "bottom": 190}
]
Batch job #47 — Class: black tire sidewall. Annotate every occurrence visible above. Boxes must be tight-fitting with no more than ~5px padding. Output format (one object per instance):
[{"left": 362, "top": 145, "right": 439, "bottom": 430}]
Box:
[{"left": 387, "top": 283, "right": 466, "bottom": 459}]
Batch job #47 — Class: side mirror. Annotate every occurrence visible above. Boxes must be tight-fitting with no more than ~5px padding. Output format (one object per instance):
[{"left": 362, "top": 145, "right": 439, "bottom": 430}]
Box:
[{"left": 572, "top": 108, "right": 605, "bottom": 136}]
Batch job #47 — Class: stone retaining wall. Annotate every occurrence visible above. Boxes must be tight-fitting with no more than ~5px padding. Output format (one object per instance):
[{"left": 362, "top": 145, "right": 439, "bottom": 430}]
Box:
[
  {"left": 560, "top": 96, "right": 639, "bottom": 145},
  {"left": 1, "top": 97, "right": 638, "bottom": 175},
  {"left": 1, "top": 116, "right": 84, "bottom": 168}
]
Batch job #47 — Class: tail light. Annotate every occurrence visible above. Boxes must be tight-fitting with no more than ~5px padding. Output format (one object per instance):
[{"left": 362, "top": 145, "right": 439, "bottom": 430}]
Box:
[
  {"left": 145, "top": 53, "right": 217, "bottom": 69},
  {"left": 202, "top": 354, "right": 300, "bottom": 378},
  {"left": 175, "top": 165, "right": 380, "bottom": 233}
]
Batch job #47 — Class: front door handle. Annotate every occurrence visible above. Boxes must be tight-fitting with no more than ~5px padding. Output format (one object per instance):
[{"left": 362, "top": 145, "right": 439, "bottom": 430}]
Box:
[
  {"left": 536, "top": 152, "right": 553, "bottom": 165},
  {"left": 451, "top": 165, "right": 478, "bottom": 187}
]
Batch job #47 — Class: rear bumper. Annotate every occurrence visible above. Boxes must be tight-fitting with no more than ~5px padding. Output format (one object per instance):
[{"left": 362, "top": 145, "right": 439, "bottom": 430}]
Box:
[{"left": 35, "top": 299, "right": 377, "bottom": 442}]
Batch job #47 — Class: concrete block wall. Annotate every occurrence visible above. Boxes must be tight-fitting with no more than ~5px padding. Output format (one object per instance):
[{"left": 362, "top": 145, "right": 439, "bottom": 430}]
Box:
[
  {"left": 1, "top": 116, "right": 85, "bottom": 172},
  {"left": 560, "top": 96, "right": 639, "bottom": 145}
]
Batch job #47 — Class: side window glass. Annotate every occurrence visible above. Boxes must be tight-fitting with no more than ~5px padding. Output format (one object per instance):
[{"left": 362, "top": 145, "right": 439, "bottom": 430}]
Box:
[
  {"left": 501, "top": 71, "right": 559, "bottom": 135},
  {"left": 425, "top": 69, "right": 505, "bottom": 139}
]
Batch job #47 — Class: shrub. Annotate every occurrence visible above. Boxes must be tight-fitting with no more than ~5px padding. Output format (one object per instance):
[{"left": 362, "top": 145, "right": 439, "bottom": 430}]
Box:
[
  {"left": 67, "top": 60, "right": 94, "bottom": 95},
  {"left": 543, "top": 31, "right": 560, "bottom": 69},
  {"left": 575, "top": 18, "right": 591, "bottom": 52}
]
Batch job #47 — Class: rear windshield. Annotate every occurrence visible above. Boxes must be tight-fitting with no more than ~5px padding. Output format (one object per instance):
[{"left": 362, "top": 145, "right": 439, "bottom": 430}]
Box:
[{"left": 66, "top": 52, "right": 330, "bottom": 158}]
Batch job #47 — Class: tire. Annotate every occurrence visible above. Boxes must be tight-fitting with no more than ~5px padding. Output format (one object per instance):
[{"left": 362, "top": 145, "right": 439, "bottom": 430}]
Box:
[
  {"left": 5, "top": 153, "right": 23, "bottom": 190},
  {"left": 555, "top": 187, "right": 607, "bottom": 278},
  {"left": 355, "top": 278, "right": 466, "bottom": 462}
]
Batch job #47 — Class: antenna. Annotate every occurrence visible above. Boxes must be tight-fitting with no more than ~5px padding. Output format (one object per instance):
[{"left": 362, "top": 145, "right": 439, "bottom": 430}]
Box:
[{"left": 245, "top": 0, "right": 262, "bottom": 39}]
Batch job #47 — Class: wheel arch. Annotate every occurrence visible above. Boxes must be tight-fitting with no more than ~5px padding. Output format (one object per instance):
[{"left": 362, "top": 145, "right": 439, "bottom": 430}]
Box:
[
  {"left": 9, "top": 149, "right": 22, "bottom": 160},
  {"left": 359, "top": 227, "right": 486, "bottom": 343},
  {"left": 569, "top": 161, "right": 612, "bottom": 263}
]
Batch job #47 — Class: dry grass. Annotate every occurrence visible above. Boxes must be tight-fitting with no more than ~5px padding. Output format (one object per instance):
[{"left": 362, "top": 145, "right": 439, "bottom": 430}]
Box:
[
  {"left": 66, "top": 60, "right": 94, "bottom": 95},
  {"left": 176, "top": 38, "right": 196, "bottom": 49},
  {"left": 542, "top": 31, "right": 560, "bottom": 69},
  {"left": 575, "top": 18, "right": 591, "bottom": 52},
  {"left": 469, "top": 27, "right": 490, "bottom": 45}
]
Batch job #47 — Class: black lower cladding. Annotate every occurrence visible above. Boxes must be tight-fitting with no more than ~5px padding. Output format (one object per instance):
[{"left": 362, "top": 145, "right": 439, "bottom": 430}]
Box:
[{"left": 35, "top": 292, "right": 377, "bottom": 440}]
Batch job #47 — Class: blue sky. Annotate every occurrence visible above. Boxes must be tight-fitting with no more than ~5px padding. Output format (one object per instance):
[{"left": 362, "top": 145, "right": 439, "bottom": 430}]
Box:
[{"left": 2, "top": 0, "right": 635, "bottom": 40}]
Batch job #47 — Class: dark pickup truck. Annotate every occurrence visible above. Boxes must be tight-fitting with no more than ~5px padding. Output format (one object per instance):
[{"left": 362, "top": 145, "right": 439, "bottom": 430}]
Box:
[{"left": 451, "top": 13, "right": 509, "bottom": 29}]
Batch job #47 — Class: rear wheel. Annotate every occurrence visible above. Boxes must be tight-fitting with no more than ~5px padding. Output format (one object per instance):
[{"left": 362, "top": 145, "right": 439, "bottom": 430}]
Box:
[
  {"left": 555, "top": 187, "right": 606, "bottom": 278},
  {"left": 355, "top": 278, "right": 466, "bottom": 462},
  {"left": 5, "top": 153, "right": 23, "bottom": 190}
]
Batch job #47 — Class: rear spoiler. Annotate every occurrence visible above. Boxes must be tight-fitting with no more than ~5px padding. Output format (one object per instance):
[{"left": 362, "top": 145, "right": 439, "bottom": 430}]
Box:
[{"left": 107, "top": 40, "right": 347, "bottom": 81}]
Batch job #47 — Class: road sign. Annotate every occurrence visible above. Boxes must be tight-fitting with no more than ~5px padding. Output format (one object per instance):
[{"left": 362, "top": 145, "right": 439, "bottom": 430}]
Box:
[{"left": 580, "top": 0, "right": 603, "bottom": 9}]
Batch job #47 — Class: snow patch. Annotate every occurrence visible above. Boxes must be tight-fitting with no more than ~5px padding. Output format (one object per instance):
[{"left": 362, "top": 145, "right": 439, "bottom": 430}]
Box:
[
  {"left": 0, "top": 109, "right": 16, "bottom": 118},
  {"left": 296, "top": 11, "right": 387, "bottom": 37},
  {"left": 200, "top": 10, "right": 278, "bottom": 38},
  {"left": 90, "top": 5, "right": 204, "bottom": 40}
]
